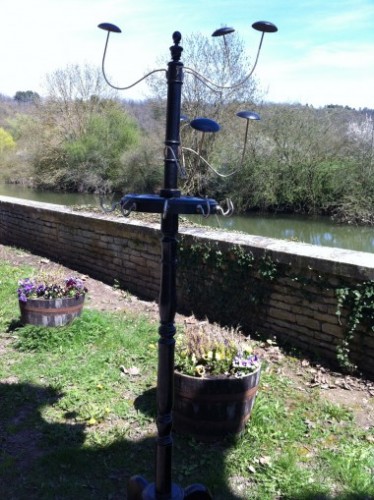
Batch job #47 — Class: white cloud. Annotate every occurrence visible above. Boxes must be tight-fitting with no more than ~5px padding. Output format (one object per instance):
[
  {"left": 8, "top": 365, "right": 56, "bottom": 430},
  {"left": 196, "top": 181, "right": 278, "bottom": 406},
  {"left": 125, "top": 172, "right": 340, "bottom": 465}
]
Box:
[
  {"left": 317, "top": 3, "right": 374, "bottom": 31},
  {"left": 1, "top": 0, "right": 374, "bottom": 108}
]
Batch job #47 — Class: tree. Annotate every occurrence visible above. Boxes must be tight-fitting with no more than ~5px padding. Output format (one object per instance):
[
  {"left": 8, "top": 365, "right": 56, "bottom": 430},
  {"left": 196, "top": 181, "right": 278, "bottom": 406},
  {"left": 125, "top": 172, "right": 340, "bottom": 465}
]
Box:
[
  {"left": 334, "top": 113, "right": 374, "bottom": 223},
  {"left": 14, "top": 91, "right": 40, "bottom": 104},
  {"left": 257, "top": 105, "right": 347, "bottom": 212},
  {"left": 34, "top": 99, "right": 139, "bottom": 192},
  {"left": 181, "top": 31, "right": 260, "bottom": 118},
  {"left": 0, "top": 127, "right": 15, "bottom": 153},
  {"left": 225, "top": 104, "right": 374, "bottom": 216},
  {"left": 45, "top": 64, "right": 111, "bottom": 102},
  {"left": 43, "top": 64, "right": 115, "bottom": 140},
  {"left": 27, "top": 64, "right": 141, "bottom": 192},
  {"left": 147, "top": 31, "right": 262, "bottom": 196},
  {"left": 0, "top": 127, "right": 17, "bottom": 181}
]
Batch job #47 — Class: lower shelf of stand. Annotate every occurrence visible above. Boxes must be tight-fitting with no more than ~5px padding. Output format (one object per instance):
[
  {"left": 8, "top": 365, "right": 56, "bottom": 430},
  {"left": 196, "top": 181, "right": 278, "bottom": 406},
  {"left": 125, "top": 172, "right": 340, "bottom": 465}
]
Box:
[{"left": 120, "top": 194, "right": 218, "bottom": 216}]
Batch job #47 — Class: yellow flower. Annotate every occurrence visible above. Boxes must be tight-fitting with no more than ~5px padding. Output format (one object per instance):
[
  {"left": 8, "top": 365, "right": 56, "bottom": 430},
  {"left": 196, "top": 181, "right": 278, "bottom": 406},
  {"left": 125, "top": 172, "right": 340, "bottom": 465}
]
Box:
[
  {"left": 215, "top": 351, "right": 223, "bottom": 361},
  {"left": 243, "top": 346, "right": 253, "bottom": 356},
  {"left": 195, "top": 365, "right": 206, "bottom": 377}
]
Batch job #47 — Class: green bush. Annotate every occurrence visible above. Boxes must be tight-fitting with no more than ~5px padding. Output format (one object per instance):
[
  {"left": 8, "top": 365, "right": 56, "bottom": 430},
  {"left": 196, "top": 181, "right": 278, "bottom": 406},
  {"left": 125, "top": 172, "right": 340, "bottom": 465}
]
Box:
[{"left": 34, "top": 101, "right": 139, "bottom": 192}]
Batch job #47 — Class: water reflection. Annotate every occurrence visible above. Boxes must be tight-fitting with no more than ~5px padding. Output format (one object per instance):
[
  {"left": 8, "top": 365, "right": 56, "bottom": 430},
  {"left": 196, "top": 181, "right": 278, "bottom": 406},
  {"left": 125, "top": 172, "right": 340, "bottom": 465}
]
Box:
[
  {"left": 190, "top": 213, "right": 374, "bottom": 254},
  {"left": 0, "top": 184, "right": 373, "bottom": 253},
  {"left": 0, "top": 184, "right": 99, "bottom": 207}
]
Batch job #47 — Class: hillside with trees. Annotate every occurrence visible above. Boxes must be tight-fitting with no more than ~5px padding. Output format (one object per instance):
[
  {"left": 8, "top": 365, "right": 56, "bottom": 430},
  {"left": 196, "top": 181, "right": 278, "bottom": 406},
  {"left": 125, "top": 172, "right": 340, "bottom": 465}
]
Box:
[{"left": 0, "top": 32, "right": 373, "bottom": 225}]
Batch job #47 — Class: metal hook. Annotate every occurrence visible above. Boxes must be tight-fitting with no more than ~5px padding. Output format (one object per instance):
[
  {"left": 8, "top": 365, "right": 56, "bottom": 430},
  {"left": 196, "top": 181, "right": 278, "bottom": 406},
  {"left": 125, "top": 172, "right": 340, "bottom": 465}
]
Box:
[
  {"left": 100, "top": 195, "right": 120, "bottom": 213},
  {"left": 120, "top": 202, "right": 136, "bottom": 217},
  {"left": 216, "top": 199, "right": 234, "bottom": 217},
  {"left": 196, "top": 199, "right": 211, "bottom": 218}
]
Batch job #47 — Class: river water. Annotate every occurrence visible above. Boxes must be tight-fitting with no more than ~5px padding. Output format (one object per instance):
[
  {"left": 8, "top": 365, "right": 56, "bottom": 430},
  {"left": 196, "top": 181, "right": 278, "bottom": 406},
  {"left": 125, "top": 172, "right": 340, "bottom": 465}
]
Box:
[
  {"left": 191, "top": 213, "right": 374, "bottom": 254},
  {"left": 1, "top": 184, "right": 373, "bottom": 253}
]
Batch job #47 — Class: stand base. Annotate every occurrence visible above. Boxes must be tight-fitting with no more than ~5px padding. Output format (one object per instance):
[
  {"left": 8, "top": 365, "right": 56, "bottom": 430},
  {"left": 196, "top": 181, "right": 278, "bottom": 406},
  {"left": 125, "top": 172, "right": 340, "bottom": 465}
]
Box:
[{"left": 128, "top": 475, "right": 213, "bottom": 499}]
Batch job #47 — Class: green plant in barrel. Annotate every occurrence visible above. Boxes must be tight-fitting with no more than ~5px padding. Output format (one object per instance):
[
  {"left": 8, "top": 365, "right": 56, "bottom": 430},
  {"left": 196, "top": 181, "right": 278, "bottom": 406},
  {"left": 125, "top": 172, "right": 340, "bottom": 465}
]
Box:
[
  {"left": 175, "top": 320, "right": 260, "bottom": 378},
  {"left": 174, "top": 321, "right": 261, "bottom": 441}
]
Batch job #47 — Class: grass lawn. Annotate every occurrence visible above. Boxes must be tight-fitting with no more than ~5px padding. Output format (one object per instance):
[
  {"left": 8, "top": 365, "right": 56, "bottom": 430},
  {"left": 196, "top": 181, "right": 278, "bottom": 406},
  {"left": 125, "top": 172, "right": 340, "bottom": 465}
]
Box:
[{"left": 0, "top": 258, "right": 373, "bottom": 499}]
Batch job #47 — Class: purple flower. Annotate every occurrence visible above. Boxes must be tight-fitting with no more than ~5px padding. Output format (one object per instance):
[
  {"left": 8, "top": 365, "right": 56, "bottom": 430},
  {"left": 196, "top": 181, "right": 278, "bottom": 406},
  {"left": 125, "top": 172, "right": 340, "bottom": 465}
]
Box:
[
  {"left": 232, "top": 351, "right": 259, "bottom": 373},
  {"left": 17, "top": 275, "right": 87, "bottom": 302}
]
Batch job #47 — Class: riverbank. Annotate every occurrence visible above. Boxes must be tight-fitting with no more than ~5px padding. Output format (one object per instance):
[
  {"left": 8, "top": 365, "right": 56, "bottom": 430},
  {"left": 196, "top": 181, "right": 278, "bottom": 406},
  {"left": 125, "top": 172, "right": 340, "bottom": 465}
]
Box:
[{"left": 1, "top": 185, "right": 373, "bottom": 252}]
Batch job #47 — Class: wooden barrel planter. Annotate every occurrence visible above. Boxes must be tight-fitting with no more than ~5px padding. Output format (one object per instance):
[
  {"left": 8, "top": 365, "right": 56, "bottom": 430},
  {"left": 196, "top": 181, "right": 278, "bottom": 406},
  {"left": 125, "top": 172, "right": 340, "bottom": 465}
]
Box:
[
  {"left": 19, "top": 295, "right": 85, "bottom": 327},
  {"left": 173, "top": 366, "right": 261, "bottom": 442}
]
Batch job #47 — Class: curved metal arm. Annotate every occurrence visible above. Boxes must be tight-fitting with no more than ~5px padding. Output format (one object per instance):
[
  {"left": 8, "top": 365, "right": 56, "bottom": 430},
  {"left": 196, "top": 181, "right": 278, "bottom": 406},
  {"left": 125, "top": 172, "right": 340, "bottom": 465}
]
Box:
[
  {"left": 184, "top": 68, "right": 223, "bottom": 95},
  {"left": 182, "top": 147, "right": 240, "bottom": 178},
  {"left": 100, "top": 28, "right": 166, "bottom": 91},
  {"left": 184, "top": 31, "right": 265, "bottom": 92},
  {"left": 164, "top": 145, "right": 187, "bottom": 178},
  {"left": 184, "top": 20, "right": 277, "bottom": 93}
]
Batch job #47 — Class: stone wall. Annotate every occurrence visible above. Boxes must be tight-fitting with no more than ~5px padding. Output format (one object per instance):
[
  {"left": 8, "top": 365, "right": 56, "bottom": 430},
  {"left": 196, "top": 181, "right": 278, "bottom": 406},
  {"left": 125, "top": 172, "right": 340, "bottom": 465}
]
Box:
[{"left": 1, "top": 195, "right": 373, "bottom": 377}]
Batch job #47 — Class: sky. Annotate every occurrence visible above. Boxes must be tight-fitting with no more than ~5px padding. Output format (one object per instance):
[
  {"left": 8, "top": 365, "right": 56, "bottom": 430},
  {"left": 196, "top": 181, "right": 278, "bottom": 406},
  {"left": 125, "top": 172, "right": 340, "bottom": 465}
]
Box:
[{"left": 2, "top": 0, "right": 374, "bottom": 109}]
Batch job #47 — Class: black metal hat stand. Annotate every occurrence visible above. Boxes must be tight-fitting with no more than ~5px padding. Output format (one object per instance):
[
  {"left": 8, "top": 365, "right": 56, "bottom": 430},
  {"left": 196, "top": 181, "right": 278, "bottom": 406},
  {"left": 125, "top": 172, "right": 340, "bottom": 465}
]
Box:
[
  {"left": 98, "top": 20, "right": 277, "bottom": 499},
  {"left": 125, "top": 31, "right": 215, "bottom": 500}
]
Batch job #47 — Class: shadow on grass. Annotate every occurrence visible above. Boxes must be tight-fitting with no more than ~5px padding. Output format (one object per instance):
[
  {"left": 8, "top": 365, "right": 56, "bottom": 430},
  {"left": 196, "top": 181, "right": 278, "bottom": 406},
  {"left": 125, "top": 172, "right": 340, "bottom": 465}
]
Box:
[
  {"left": 0, "top": 382, "right": 246, "bottom": 499},
  {"left": 1, "top": 383, "right": 369, "bottom": 499},
  {"left": 6, "top": 317, "right": 24, "bottom": 332}
]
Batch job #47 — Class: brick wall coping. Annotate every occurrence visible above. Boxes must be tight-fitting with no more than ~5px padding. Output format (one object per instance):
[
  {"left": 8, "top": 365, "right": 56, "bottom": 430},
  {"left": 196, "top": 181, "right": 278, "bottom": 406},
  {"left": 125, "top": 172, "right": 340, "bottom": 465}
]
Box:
[
  {"left": 1, "top": 195, "right": 373, "bottom": 281},
  {"left": 180, "top": 227, "right": 374, "bottom": 281}
]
